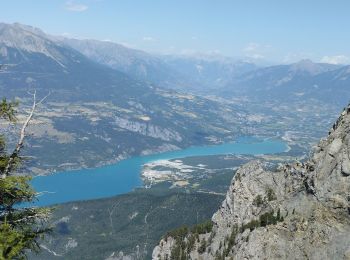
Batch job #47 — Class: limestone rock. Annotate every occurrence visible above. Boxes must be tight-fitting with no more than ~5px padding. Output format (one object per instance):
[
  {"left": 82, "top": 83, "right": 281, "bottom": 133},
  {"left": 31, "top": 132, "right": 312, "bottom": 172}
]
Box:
[{"left": 153, "top": 104, "right": 350, "bottom": 260}]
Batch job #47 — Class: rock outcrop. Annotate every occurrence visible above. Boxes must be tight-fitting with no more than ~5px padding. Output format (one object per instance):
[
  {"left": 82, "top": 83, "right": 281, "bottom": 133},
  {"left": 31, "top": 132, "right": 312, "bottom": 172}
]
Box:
[{"left": 153, "top": 105, "right": 350, "bottom": 259}]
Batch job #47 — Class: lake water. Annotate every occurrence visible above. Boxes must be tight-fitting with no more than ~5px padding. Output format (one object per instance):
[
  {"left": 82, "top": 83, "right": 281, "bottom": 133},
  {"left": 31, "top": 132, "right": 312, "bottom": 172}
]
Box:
[{"left": 31, "top": 138, "right": 287, "bottom": 206}]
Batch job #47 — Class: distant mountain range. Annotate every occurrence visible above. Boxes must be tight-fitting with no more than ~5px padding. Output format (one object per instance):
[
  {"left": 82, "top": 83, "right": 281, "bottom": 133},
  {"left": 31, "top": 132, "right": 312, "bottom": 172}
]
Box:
[
  {"left": 221, "top": 59, "right": 350, "bottom": 104},
  {"left": 1, "top": 22, "right": 349, "bottom": 172},
  {"left": 2, "top": 22, "right": 349, "bottom": 104},
  {"left": 0, "top": 22, "right": 257, "bottom": 95},
  {"left": 0, "top": 23, "right": 150, "bottom": 102},
  {"left": 161, "top": 55, "right": 257, "bottom": 91},
  {"left": 60, "top": 32, "right": 350, "bottom": 105},
  {"left": 61, "top": 38, "right": 258, "bottom": 91},
  {"left": 61, "top": 37, "right": 192, "bottom": 90},
  {"left": 0, "top": 22, "right": 249, "bottom": 172}
]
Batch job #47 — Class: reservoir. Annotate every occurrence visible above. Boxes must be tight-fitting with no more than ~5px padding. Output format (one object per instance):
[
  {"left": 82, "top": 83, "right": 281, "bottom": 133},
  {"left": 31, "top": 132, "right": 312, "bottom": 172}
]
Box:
[{"left": 32, "top": 138, "right": 287, "bottom": 206}]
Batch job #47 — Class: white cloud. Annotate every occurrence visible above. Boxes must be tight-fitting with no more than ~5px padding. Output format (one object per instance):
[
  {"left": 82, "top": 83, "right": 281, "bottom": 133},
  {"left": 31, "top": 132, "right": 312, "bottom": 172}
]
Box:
[
  {"left": 206, "top": 49, "right": 222, "bottom": 55},
  {"left": 243, "top": 42, "right": 260, "bottom": 52},
  {"left": 248, "top": 53, "right": 265, "bottom": 59},
  {"left": 179, "top": 49, "right": 222, "bottom": 56},
  {"left": 120, "top": 42, "right": 137, "bottom": 48},
  {"left": 282, "top": 52, "right": 315, "bottom": 64},
  {"left": 61, "top": 32, "right": 72, "bottom": 37},
  {"left": 320, "top": 55, "right": 350, "bottom": 65},
  {"left": 142, "top": 36, "right": 156, "bottom": 42},
  {"left": 243, "top": 42, "right": 269, "bottom": 60},
  {"left": 65, "top": 1, "right": 88, "bottom": 12},
  {"left": 179, "top": 49, "right": 197, "bottom": 55}
]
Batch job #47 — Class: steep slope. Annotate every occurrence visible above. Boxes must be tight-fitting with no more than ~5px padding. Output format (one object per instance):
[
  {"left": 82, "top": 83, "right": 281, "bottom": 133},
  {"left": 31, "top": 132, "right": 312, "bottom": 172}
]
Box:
[{"left": 153, "top": 104, "right": 350, "bottom": 259}]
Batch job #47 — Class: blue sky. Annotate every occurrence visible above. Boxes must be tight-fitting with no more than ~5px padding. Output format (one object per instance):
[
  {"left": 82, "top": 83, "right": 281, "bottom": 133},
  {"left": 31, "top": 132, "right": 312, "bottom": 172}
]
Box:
[{"left": 2, "top": 0, "right": 350, "bottom": 64}]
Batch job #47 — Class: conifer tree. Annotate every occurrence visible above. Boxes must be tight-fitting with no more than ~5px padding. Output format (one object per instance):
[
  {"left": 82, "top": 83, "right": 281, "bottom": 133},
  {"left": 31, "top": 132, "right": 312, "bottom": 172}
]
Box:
[{"left": 0, "top": 94, "right": 51, "bottom": 260}]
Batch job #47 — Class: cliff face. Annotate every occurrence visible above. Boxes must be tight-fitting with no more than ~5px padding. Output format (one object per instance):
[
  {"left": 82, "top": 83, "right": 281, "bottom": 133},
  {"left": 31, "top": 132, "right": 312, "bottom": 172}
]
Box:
[{"left": 153, "top": 106, "right": 350, "bottom": 260}]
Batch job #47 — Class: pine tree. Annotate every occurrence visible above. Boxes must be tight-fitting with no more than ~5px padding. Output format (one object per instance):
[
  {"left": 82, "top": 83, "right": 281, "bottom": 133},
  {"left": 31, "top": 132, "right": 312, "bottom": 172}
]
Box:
[{"left": 0, "top": 95, "right": 51, "bottom": 259}]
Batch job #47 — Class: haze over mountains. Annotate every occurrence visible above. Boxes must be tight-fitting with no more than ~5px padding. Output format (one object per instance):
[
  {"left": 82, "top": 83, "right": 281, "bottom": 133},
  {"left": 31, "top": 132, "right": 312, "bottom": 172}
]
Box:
[
  {"left": 62, "top": 37, "right": 259, "bottom": 91},
  {"left": 2, "top": 22, "right": 350, "bottom": 105},
  {"left": 0, "top": 21, "right": 349, "bottom": 172},
  {"left": 57, "top": 27, "right": 350, "bottom": 106},
  {"left": 0, "top": 22, "right": 253, "bottom": 172},
  {"left": 0, "top": 22, "right": 151, "bottom": 101},
  {"left": 221, "top": 59, "right": 350, "bottom": 104},
  {"left": 63, "top": 35, "right": 350, "bottom": 103},
  {"left": 66, "top": 36, "right": 350, "bottom": 106}
]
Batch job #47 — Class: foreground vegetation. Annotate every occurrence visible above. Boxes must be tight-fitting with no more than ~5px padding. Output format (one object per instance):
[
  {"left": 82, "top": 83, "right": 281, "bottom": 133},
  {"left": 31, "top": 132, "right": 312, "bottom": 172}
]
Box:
[{"left": 0, "top": 97, "right": 50, "bottom": 259}]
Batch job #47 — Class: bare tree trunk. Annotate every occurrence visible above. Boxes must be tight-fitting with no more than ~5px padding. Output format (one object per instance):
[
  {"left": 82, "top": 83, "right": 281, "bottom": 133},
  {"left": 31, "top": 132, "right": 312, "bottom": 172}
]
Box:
[{"left": 1, "top": 90, "right": 50, "bottom": 179}]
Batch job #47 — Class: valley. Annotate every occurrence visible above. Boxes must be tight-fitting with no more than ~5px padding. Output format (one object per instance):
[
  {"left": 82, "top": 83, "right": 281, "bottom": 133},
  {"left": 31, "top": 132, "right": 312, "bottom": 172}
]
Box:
[
  {"left": 31, "top": 137, "right": 286, "bottom": 206},
  {"left": 30, "top": 151, "right": 294, "bottom": 260},
  {"left": 0, "top": 23, "right": 346, "bottom": 177},
  {"left": 0, "top": 20, "right": 349, "bottom": 260}
]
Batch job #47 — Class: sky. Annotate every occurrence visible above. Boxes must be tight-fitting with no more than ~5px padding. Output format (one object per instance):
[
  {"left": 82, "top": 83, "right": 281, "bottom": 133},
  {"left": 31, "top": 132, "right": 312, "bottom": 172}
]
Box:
[{"left": 1, "top": 0, "right": 350, "bottom": 64}]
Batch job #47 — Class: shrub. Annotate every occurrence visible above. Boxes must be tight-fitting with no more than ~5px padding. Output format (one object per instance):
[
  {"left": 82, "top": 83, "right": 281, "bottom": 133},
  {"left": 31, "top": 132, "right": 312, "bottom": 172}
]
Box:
[
  {"left": 191, "top": 220, "right": 213, "bottom": 234},
  {"left": 253, "top": 195, "right": 264, "bottom": 206},
  {"left": 197, "top": 239, "right": 207, "bottom": 254},
  {"left": 224, "top": 225, "right": 238, "bottom": 256},
  {"left": 266, "top": 188, "right": 277, "bottom": 201}
]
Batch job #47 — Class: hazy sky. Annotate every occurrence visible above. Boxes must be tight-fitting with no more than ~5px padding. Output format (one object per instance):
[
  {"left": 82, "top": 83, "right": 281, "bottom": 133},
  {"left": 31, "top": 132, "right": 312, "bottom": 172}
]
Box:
[{"left": 2, "top": 0, "right": 350, "bottom": 64}]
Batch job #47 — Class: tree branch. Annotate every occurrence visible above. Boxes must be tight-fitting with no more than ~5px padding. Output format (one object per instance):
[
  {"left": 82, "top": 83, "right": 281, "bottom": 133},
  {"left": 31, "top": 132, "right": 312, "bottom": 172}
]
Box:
[
  {"left": 10, "top": 210, "right": 51, "bottom": 224},
  {"left": 1, "top": 90, "right": 50, "bottom": 178}
]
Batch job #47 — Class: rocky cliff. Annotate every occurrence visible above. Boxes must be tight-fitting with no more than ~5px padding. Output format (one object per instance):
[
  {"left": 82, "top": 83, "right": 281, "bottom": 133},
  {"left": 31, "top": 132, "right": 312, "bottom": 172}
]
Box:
[{"left": 153, "top": 105, "right": 350, "bottom": 259}]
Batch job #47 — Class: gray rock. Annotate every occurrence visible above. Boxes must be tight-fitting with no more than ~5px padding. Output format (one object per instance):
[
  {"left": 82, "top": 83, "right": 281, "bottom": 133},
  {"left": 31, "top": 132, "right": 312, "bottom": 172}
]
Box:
[
  {"left": 342, "top": 159, "right": 350, "bottom": 176},
  {"left": 153, "top": 105, "right": 350, "bottom": 260},
  {"left": 114, "top": 117, "right": 182, "bottom": 142},
  {"left": 328, "top": 138, "right": 342, "bottom": 156}
]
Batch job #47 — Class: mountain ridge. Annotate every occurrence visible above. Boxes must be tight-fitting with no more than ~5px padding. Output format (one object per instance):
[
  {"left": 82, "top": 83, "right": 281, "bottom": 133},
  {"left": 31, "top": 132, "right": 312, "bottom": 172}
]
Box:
[
  {"left": 220, "top": 59, "right": 349, "bottom": 104},
  {"left": 3, "top": 21, "right": 349, "bottom": 100},
  {"left": 0, "top": 22, "right": 250, "bottom": 173}
]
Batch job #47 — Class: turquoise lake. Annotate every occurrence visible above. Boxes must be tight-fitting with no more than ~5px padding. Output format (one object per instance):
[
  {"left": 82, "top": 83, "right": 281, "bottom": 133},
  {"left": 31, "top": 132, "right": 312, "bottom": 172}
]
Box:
[{"left": 31, "top": 138, "right": 287, "bottom": 206}]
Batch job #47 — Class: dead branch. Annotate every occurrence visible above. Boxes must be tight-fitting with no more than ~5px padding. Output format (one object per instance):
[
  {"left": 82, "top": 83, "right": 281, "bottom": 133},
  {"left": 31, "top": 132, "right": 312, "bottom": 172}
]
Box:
[
  {"left": 10, "top": 210, "right": 51, "bottom": 224},
  {"left": 1, "top": 90, "right": 50, "bottom": 178}
]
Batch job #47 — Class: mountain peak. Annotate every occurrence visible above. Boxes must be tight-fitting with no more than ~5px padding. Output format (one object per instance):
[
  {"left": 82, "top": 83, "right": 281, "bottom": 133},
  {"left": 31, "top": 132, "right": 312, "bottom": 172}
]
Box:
[
  {"left": 290, "top": 59, "right": 322, "bottom": 74},
  {"left": 0, "top": 22, "right": 49, "bottom": 42},
  {"left": 296, "top": 58, "right": 314, "bottom": 64},
  {"left": 0, "top": 22, "right": 58, "bottom": 47},
  {"left": 289, "top": 59, "right": 338, "bottom": 75},
  {"left": 0, "top": 22, "right": 69, "bottom": 67}
]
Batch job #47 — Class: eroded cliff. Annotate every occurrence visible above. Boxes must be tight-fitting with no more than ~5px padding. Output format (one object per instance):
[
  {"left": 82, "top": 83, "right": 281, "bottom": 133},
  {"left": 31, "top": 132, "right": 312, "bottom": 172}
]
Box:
[{"left": 153, "top": 106, "right": 350, "bottom": 260}]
